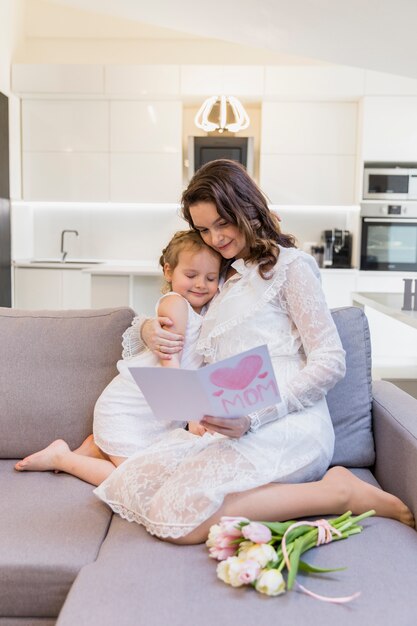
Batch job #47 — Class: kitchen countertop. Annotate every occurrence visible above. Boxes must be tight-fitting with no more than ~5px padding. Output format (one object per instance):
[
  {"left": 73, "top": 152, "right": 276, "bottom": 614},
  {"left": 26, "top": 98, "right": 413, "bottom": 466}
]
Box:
[
  {"left": 13, "top": 259, "right": 161, "bottom": 274},
  {"left": 82, "top": 262, "right": 160, "bottom": 276},
  {"left": 13, "top": 260, "right": 358, "bottom": 275},
  {"left": 352, "top": 291, "right": 417, "bottom": 330}
]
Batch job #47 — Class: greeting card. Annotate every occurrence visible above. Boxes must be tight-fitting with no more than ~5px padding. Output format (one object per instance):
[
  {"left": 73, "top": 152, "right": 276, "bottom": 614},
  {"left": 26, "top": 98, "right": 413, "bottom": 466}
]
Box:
[{"left": 128, "top": 344, "right": 280, "bottom": 422}]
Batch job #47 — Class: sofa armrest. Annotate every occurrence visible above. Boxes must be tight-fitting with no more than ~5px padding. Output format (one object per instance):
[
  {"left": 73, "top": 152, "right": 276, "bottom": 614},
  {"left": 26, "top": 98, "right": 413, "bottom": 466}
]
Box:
[{"left": 372, "top": 380, "right": 417, "bottom": 521}]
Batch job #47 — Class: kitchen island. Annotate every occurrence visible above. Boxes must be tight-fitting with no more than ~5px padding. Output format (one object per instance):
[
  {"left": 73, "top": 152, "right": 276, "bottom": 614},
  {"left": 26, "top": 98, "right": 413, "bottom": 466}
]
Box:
[
  {"left": 352, "top": 291, "right": 417, "bottom": 398},
  {"left": 352, "top": 291, "right": 417, "bottom": 330}
]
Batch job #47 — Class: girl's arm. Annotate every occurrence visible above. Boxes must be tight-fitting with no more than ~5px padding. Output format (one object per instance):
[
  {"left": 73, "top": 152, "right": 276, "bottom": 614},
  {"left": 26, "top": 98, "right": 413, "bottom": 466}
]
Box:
[
  {"left": 122, "top": 315, "right": 184, "bottom": 360},
  {"left": 156, "top": 296, "right": 206, "bottom": 435},
  {"left": 156, "top": 295, "right": 188, "bottom": 368}
]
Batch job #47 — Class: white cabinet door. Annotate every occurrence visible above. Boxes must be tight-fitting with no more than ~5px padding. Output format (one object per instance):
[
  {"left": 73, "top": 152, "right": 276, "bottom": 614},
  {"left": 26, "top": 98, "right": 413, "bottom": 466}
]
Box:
[
  {"left": 14, "top": 268, "right": 62, "bottom": 309},
  {"left": 62, "top": 270, "right": 91, "bottom": 309},
  {"left": 90, "top": 275, "right": 131, "bottom": 309},
  {"left": 260, "top": 102, "right": 357, "bottom": 205},
  {"left": 362, "top": 97, "right": 417, "bottom": 161},
  {"left": 14, "top": 267, "right": 92, "bottom": 309}
]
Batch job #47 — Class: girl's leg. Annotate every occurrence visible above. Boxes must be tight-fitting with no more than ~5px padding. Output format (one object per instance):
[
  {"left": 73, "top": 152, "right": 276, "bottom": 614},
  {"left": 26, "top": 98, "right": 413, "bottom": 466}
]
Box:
[
  {"left": 73, "top": 434, "right": 110, "bottom": 460},
  {"left": 170, "top": 466, "right": 414, "bottom": 545},
  {"left": 14, "top": 439, "right": 126, "bottom": 486}
]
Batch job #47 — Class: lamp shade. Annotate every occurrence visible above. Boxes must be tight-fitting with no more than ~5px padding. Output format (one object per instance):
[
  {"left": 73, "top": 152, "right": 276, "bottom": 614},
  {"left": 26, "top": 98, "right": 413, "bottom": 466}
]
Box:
[{"left": 194, "top": 95, "right": 250, "bottom": 133}]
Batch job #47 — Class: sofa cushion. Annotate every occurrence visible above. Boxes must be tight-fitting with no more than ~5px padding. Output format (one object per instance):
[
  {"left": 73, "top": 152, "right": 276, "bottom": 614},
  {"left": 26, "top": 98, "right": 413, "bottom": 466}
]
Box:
[
  {"left": 0, "top": 307, "right": 134, "bottom": 458},
  {"left": 328, "top": 307, "right": 375, "bottom": 467},
  {"left": 57, "top": 471, "right": 417, "bottom": 626},
  {"left": 0, "top": 460, "right": 112, "bottom": 618}
]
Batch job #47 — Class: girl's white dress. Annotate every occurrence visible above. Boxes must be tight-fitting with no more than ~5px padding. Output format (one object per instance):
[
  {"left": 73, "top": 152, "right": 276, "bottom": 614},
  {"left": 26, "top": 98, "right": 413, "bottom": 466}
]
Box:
[
  {"left": 93, "top": 293, "right": 203, "bottom": 458},
  {"left": 94, "top": 247, "right": 346, "bottom": 539}
]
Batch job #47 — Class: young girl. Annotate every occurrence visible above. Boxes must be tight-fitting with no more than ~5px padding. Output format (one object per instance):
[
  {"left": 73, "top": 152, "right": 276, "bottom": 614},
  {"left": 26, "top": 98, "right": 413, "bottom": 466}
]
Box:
[
  {"left": 94, "top": 159, "right": 414, "bottom": 543},
  {"left": 14, "top": 231, "right": 222, "bottom": 485}
]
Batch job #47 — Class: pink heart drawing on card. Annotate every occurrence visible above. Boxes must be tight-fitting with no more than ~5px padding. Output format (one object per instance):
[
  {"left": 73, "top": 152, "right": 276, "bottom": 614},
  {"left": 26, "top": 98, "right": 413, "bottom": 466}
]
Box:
[
  {"left": 213, "top": 390, "right": 224, "bottom": 397},
  {"left": 210, "top": 355, "right": 263, "bottom": 390},
  {"left": 258, "top": 371, "right": 268, "bottom": 379}
]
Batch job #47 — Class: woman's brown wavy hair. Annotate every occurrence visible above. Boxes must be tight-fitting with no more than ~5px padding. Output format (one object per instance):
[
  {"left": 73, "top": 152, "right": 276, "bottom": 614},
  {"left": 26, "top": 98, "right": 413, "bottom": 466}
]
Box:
[{"left": 181, "top": 159, "right": 296, "bottom": 279}]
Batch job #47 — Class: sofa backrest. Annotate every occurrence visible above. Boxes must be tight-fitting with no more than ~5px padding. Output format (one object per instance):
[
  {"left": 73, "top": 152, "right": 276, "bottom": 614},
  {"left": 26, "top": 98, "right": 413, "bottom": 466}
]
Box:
[
  {"left": 328, "top": 306, "right": 375, "bottom": 467},
  {"left": 0, "top": 307, "right": 134, "bottom": 459},
  {"left": 1, "top": 305, "right": 374, "bottom": 467}
]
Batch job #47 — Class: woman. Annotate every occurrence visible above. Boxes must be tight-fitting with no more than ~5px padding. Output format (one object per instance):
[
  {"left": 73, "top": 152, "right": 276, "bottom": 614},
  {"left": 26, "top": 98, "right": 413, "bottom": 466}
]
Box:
[{"left": 94, "top": 160, "right": 413, "bottom": 542}]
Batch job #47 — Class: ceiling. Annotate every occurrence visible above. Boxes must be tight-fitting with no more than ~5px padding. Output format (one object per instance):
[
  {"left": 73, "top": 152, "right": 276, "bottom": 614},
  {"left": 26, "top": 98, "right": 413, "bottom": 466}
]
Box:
[{"left": 46, "top": 0, "right": 417, "bottom": 78}]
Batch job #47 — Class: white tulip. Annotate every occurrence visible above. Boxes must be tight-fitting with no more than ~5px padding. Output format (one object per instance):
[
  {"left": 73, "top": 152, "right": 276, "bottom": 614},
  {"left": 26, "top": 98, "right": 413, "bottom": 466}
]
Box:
[
  {"left": 255, "top": 569, "right": 286, "bottom": 596},
  {"left": 244, "top": 543, "right": 278, "bottom": 567}
]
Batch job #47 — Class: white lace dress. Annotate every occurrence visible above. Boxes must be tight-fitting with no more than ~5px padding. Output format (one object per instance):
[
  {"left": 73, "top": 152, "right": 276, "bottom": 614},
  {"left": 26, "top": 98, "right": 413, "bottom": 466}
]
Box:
[
  {"left": 94, "top": 247, "right": 346, "bottom": 538},
  {"left": 93, "top": 293, "right": 203, "bottom": 457}
]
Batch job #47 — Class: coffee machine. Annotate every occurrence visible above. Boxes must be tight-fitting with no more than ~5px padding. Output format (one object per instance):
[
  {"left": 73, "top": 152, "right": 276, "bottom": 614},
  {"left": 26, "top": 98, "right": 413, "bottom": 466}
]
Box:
[{"left": 322, "top": 229, "right": 352, "bottom": 268}]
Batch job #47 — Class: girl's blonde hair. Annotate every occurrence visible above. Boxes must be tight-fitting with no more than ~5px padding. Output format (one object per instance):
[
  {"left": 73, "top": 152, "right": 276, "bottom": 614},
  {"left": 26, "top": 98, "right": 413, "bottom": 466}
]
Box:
[{"left": 159, "top": 230, "right": 222, "bottom": 293}]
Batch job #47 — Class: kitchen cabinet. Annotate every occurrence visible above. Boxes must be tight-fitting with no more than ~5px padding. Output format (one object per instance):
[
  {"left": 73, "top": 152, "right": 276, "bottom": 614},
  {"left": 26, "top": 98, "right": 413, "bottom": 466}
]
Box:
[
  {"left": 260, "top": 102, "right": 358, "bottom": 205},
  {"left": 264, "top": 66, "right": 365, "bottom": 99},
  {"left": 180, "top": 65, "right": 264, "bottom": 97},
  {"left": 88, "top": 268, "right": 163, "bottom": 316},
  {"left": 105, "top": 65, "right": 180, "bottom": 96},
  {"left": 362, "top": 97, "right": 417, "bottom": 161},
  {"left": 20, "top": 97, "right": 183, "bottom": 202},
  {"left": 14, "top": 266, "right": 91, "bottom": 309},
  {"left": 12, "top": 64, "right": 104, "bottom": 94},
  {"left": 90, "top": 275, "right": 130, "bottom": 309}
]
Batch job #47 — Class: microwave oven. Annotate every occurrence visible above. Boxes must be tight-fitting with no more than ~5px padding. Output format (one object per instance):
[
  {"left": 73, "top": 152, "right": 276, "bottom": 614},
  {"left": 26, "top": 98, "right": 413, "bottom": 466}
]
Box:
[{"left": 363, "top": 166, "right": 417, "bottom": 201}]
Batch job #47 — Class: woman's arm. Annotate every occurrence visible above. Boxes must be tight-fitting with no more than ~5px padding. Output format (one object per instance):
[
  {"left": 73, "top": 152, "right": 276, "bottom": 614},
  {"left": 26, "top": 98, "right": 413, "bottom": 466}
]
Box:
[
  {"left": 248, "top": 257, "right": 346, "bottom": 431},
  {"left": 281, "top": 257, "right": 346, "bottom": 407},
  {"left": 122, "top": 315, "right": 184, "bottom": 360}
]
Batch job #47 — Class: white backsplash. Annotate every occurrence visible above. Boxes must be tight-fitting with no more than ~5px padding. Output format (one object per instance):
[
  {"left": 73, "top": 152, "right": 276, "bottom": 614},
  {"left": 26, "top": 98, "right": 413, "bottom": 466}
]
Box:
[{"left": 11, "top": 202, "right": 361, "bottom": 266}]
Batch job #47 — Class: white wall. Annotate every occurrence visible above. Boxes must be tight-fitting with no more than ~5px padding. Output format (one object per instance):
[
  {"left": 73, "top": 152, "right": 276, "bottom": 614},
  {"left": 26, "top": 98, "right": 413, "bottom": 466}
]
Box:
[
  {"left": 11, "top": 201, "right": 359, "bottom": 267},
  {"left": 12, "top": 202, "right": 187, "bottom": 262}
]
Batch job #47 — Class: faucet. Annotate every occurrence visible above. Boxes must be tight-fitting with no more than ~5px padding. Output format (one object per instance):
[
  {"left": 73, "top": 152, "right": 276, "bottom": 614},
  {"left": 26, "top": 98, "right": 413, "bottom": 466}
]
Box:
[{"left": 60, "top": 229, "right": 79, "bottom": 262}]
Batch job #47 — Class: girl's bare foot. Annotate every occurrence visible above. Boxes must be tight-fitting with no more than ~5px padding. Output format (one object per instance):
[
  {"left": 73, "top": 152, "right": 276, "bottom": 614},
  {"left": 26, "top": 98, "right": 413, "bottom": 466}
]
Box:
[
  {"left": 14, "top": 439, "right": 70, "bottom": 472},
  {"left": 324, "top": 466, "right": 415, "bottom": 527}
]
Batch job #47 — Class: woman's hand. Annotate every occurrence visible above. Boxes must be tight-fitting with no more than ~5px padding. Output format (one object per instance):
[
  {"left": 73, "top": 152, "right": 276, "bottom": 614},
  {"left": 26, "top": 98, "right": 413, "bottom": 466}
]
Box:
[
  {"left": 141, "top": 317, "right": 184, "bottom": 360},
  {"left": 200, "top": 415, "right": 251, "bottom": 438},
  {"left": 188, "top": 421, "right": 209, "bottom": 436}
]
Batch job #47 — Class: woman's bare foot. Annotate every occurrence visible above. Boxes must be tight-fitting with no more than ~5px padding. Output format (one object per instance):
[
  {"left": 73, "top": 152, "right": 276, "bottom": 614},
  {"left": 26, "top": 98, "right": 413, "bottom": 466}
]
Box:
[
  {"left": 324, "top": 466, "right": 415, "bottom": 527},
  {"left": 14, "top": 439, "right": 70, "bottom": 472}
]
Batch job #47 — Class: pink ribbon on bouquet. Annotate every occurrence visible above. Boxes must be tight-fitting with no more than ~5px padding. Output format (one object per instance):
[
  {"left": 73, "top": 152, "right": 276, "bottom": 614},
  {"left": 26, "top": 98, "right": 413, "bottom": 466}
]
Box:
[{"left": 281, "top": 519, "right": 361, "bottom": 604}]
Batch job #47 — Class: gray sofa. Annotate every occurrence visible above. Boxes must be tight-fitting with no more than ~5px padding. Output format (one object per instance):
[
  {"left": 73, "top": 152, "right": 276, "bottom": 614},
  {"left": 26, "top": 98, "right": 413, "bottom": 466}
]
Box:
[{"left": 1, "top": 305, "right": 417, "bottom": 626}]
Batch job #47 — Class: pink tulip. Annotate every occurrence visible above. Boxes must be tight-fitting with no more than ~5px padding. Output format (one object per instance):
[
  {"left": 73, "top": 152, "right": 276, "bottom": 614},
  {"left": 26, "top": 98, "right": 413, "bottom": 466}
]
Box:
[
  {"left": 219, "top": 516, "right": 248, "bottom": 537},
  {"left": 241, "top": 522, "right": 272, "bottom": 544},
  {"left": 209, "top": 545, "right": 237, "bottom": 561},
  {"left": 216, "top": 532, "right": 239, "bottom": 549}
]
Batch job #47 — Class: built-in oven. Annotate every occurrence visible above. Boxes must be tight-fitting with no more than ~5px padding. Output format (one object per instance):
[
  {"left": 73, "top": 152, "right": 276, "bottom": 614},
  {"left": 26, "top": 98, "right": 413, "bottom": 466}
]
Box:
[{"left": 360, "top": 203, "right": 417, "bottom": 271}]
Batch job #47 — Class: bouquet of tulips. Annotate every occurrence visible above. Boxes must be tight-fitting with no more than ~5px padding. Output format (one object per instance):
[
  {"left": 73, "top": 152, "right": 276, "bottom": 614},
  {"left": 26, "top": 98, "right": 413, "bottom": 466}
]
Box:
[{"left": 206, "top": 510, "right": 375, "bottom": 602}]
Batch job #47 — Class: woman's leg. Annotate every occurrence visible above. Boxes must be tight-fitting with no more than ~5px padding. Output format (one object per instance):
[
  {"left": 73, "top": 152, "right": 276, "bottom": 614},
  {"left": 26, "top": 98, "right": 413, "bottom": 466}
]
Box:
[
  {"left": 14, "top": 439, "right": 126, "bottom": 486},
  {"left": 169, "top": 466, "right": 414, "bottom": 545}
]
